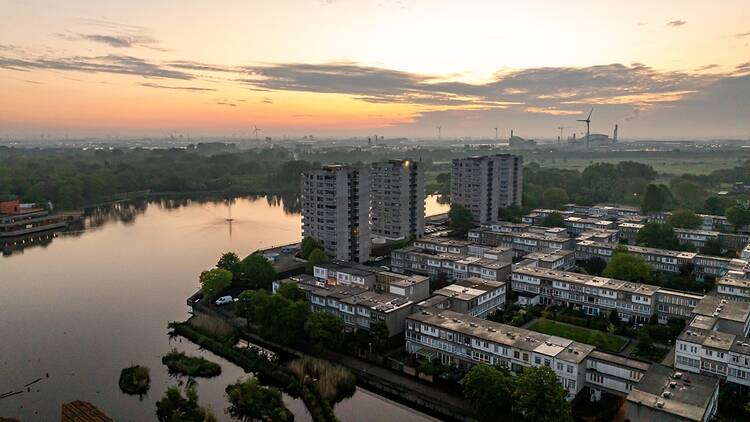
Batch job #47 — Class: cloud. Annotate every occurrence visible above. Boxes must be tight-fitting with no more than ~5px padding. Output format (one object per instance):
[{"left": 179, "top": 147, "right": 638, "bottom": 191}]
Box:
[
  {"left": 139, "top": 82, "right": 215, "bottom": 91},
  {"left": 239, "top": 62, "right": 717, "bottom": 113},
  {"left": 166, "top": 60, "right": 238, "bottom": 73},
  {"left": 215, "top": 101, "right": 236, "bottom": 107},
  {"left": 57, "top": 18, "right": 166, "bottom": 50},
  {"left": 55, "top": 32, "right": 158, "bottom": 48},
  {"left": 261, "top": 97, "right": 273, "bottom": 104},
  {"left": 666, "top": 20, "right": 686, "bottom": 27},
  {"left": 735, "top": 32, "right": 750, "bottom": 38},
  {"left": 696, "top": 64, "right": 719, "bottom": 71},
  {"left": 72, "top": 18, "right": 148, "bottom": 33},
  {"left": 0, "top": 54, "right": 193, "bottom": 79}
]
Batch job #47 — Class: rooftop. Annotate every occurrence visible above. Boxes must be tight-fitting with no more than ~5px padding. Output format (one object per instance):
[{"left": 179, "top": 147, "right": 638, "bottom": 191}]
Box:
[
  {"left": 626, "top": 364, "right": 718, "bottom": 422},
  {"left": 693, "top": 296, "right": 750, "bottom": 323},
  {"left": 434, "top": 277, "right": 505, "bottom": 301},
  {"left": 408, "top": 309, "right": 594, "bottom": 364}
]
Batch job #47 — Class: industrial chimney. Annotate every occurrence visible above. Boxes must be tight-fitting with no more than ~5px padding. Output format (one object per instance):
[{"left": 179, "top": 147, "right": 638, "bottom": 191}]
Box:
[{"left": 613, "top": 124, "right": 618, "bottom": 142}]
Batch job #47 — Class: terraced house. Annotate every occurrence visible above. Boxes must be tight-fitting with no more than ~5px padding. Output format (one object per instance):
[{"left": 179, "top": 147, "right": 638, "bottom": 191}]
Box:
[
  {"left": 390, "top": 245, "right": 511, "bottom": 283},
  {"left": 405, "top": 309, "right": 593, "bottom": 398},
  {"left": 510, "top": 266, "right": 702, "bottom": 323}
]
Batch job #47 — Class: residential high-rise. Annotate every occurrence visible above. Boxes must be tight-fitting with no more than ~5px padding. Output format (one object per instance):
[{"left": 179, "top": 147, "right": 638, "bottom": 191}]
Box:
[
  {"left": 370, "top": 159, "right": 425, "bottom": 240},
  {"left": 450, "top": 154, "right": 523, "bottom": 223},
  {"left": 301, "top": 164, "right": 371, "bottom": 263}
]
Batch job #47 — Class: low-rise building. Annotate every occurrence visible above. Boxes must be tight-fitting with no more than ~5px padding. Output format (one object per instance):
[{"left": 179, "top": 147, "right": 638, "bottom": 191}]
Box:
[
  {"left": 307, "top": 285, "right": 413, "bottom": 336},
  {"left": 577, "top": 229, "right": 620, "bottom": 244},
  {"left": 674, "top": 228, "right": 720, "bottom": 250},
  {"left": 717, "top": 275, "right": 750, "bottom": 302},
  {"left": 675, "top": 325, "right": 750, "bottom": 388},
  {"left": 469, "top": 227, "right": 575, "bottom": 258},
  {"left": 373, "top": 271, "right": 431, "bottom": 302},
  {"left": 429, "top": 277, "right": 506, "bottom": 318},
  {"left": 510, "top": 266, "right": 660, "bottom": 322},
  {"left": 391, "top": 246, "right": 511, "bottom": 283},
  {"left": 515, "top": 250, "right": 576, "bottom": 271},
  {"left": 564, "top": 217, "right": 617, "bottom": 236},
  {"left": 575, "top": 241, "right": 696, "bottom": 274},
  {"left": 618, "top": 222, "right": 645, "bottom": 244},
  {"left": 625, "top": 363, "right": 719, "bottom": 422},
  {"left": 691, "top": 296, "right": 750, "bottom": 337},
  {"left": 405, "top": 309, "right": 594, "bottom": 399}
]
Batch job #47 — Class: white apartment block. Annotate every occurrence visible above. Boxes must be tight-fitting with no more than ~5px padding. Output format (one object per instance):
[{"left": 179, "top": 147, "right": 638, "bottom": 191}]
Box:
[
  {"left": 450, "top": 154, "right": 522, "bottom": 223},
  {"left": 301, "top": 164, "right": 371, "bottom": 263},
  {"left": 370, "top": 160, "right": 425, "bottom": 240},
  {"left": 405, "top": 309, "right": 593, "bottom": 399},
  {"left": 510, "top": 266, "right": 702, "bottom": 323}
]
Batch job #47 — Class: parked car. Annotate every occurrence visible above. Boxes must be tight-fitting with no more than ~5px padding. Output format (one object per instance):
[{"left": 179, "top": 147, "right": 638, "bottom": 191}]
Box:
[{"left": 215, "top": 295, "right": 233, "bottom": 306}]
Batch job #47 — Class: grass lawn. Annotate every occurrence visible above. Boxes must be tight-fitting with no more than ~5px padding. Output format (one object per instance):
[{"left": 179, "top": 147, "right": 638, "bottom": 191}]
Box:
[{"left": 528, "top": 318, "right": 628, "bottom": 353}]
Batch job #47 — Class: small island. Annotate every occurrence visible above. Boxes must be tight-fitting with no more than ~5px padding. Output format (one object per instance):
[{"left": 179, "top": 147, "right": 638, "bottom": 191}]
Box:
[
  {"left": 162, "top": 350, "right": 221, "bottom": 378},
  {"left": 118, "top": 365, "right": 151, "bottom": 396}
]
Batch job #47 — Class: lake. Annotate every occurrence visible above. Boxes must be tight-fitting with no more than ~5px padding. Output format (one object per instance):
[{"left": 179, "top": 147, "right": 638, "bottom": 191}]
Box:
[{"left": 0, "top": 195, "right": 447, "bottom": 421}]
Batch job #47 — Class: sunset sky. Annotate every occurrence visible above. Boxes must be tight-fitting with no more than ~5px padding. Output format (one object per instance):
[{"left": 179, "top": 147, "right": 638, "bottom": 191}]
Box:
[{"left": 1, "top": 0, "right": 749, "bottom": 140}]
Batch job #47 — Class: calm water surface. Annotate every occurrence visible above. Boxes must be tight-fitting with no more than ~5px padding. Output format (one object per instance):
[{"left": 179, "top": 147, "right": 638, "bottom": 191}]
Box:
[{"left": 0, "top": 195, "right": 446, "bottom": 421}]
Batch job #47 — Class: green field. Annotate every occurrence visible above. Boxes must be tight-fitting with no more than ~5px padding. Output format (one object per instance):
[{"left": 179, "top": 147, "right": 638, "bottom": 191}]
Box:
[{"left": 528, "top": 318, "right": 628, "bottom": 353}]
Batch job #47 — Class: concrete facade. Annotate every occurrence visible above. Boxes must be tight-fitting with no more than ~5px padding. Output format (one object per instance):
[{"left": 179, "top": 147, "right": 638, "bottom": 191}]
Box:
[
  {"left": 450, "top": 154, "right": 522, "bottom": 223},
  {"left": 370, "top": 159, "right": 425, "bottom": 241},
  {"left": 301, "top": 164, "right": 371, "bottom": 263}
]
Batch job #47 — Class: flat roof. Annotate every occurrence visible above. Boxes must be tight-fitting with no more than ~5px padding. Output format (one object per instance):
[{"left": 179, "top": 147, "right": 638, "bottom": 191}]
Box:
[
  {"left": 434, "top": 277, "right": 505, "bottom": 301},
  {"left": 693, "top": 296, "right": 750, "bottom": 323},
  {"left": 626, "top": 364, "right": 718, "bottom": 422},
  {"left": 340, "top": 291, "right": 412, "bottom": 313},
  {"left": 408, "top": 309, "right": 594, "bottom": 364},
  {"left": 513, "top": 267, "right": 658, "bottom": 296}
]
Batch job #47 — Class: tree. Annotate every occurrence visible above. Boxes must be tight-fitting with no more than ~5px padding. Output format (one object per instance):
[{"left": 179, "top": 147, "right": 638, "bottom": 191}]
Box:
[
  {"left": 603, "top": 250, "right": 653, "bottom": 282},
  {"left": 514, "top": 366, "right": 572, "bottom": 422},
  {"left": 541, "top": 187, "right": 569, "bottom": 209},
  {"left": 236, "top": 289, "right": 270, "bottom": 325},
  {"left": 277, "top": 282, "right": 306, "bottom": 302},
  {"left": 300, "top": 237, "right": 322, "bottom": 259},
  {"left": 636, "top": 223, "right": 679, "bottom": 250},
  {"left": 702, "top": 238, "right": 723, "bottom": 256},
  {"left": 636, "top": 329, "right": 654, "bottom": 354},
  {"left": 580, "top": 257, "right": 607, "bottom": 276},
  {"left": 216, "top": 252, "right": 240, "bottom": 274},
  {"left": 199, "top": 268, "right": 232, "bottom": 301},
  {"left": 671, "top": 180, "right": 707, "bottom": 209},
  {"left": 304, "top": 312, "right": 345, "bottom": 350},
  {"left": 667, "top": 209, "right": 702, "bottom": 229},
  {"left": 155, "top": 386, "right": 210, "bottom": 422},
  {"left": 369, "top": 321, "right": 390, "bottom": 352},
  {"left": 225, "top": 378, "right": 292, "bottom": 422},
  {"left": 641, "top": 184, "right": 669, "bottom": 213},
  {"left": 448, "top": 204, "right": 474, "bottom": 232},
  {"left": 541, "top": 212, "right": 565, "bottom": 228},
  {"left": 726, "top": 206, "right": 750, "bottom": 231},
  {"left": 704, "top": 196, "right": 725, "bottom": 215},
  {"left": 305, "top": 248, "right": 329, "bottom": 273},
  {"left": 236, "top": 254, "right": 276, "bottom": 289},
  {"left": 463, "top": 364, "right": 515, "bottom": 421}
]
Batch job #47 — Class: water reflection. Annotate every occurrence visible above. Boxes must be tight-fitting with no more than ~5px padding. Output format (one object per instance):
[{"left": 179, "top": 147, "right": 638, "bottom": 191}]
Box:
[
  {"left": 2, "top": 193, "right": 448, "bottom": 258},
  {"left": 0, "top": 196, "right": 436, "bottom": 421}
]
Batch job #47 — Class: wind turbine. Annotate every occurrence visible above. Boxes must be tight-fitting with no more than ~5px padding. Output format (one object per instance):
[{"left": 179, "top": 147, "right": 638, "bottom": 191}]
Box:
[
  {"left": 436, "top": 126, "right": 442, "bottom": 141},
  {"left": 576, "top": 108, "right": 593, "bottom": 148},
  {"left": 253, "top": 125, "right": 262, "bottom": 143},
  {"left": 494, "top": 127, "right": 499, "bottom": 141}
]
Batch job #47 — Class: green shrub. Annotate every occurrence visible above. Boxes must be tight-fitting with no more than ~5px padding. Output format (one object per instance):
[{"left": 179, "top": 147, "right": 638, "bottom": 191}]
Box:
[
  {"left": 118, "top": 365, "right": 150, "bottom": 395},
  {"left": 162, "top": 350, "right": 222, "bottom": 378}
]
